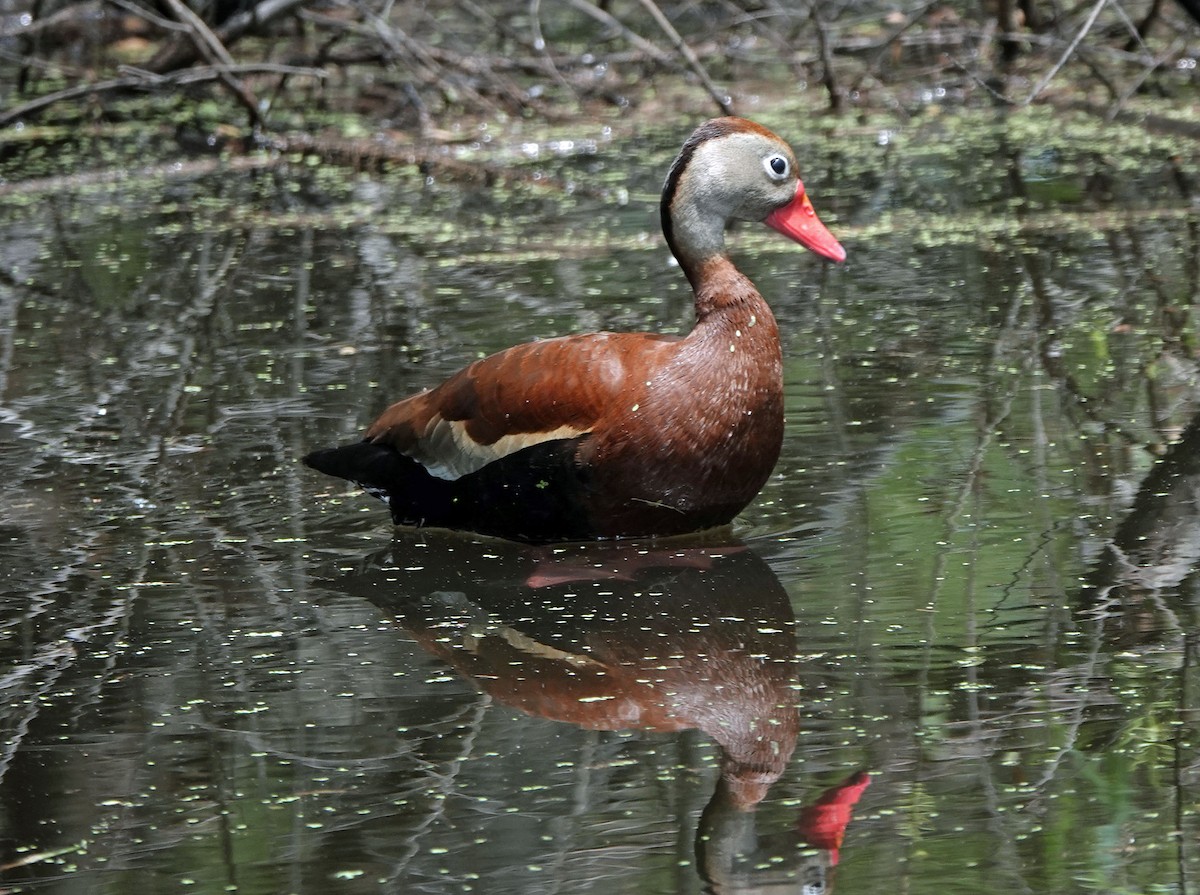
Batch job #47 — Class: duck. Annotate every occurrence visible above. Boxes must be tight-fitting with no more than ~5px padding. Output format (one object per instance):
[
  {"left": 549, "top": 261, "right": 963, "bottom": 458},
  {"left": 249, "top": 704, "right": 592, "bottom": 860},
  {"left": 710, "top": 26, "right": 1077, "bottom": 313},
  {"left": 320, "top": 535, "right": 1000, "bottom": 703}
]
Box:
[{"left": 304, "top": 117, "right": 846, "bottom": 543}]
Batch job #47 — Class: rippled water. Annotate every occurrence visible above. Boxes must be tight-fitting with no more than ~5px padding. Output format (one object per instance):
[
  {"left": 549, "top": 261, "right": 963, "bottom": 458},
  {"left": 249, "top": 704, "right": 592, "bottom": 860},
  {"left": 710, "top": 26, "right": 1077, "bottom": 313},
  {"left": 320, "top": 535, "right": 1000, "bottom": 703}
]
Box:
[{"left": 1, "top": 109, "right": 1198, "bottom": 893}]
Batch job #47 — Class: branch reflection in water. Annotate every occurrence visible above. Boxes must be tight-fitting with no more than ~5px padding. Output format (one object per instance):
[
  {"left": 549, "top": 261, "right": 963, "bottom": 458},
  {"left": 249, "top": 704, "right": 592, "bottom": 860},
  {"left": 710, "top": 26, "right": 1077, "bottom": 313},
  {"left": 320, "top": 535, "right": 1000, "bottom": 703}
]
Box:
[{"left": 331, "top": 535, "right": 869, "bottom": 892}]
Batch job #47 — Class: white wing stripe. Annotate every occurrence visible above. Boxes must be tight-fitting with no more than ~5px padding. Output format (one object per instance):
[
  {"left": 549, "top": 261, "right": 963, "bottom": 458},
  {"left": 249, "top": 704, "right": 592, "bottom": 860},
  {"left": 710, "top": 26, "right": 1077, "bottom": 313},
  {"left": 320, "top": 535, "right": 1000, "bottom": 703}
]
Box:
[{"left": 410, "top": 416, "right": 589, "bottom": 480}]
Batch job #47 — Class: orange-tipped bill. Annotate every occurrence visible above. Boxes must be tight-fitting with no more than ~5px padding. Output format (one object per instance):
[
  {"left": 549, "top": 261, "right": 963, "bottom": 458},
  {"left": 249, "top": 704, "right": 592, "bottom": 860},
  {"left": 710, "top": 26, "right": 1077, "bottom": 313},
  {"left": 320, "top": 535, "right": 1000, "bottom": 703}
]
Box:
[{"left": 764, "top": 182, "right": 847, "bottom": 263}]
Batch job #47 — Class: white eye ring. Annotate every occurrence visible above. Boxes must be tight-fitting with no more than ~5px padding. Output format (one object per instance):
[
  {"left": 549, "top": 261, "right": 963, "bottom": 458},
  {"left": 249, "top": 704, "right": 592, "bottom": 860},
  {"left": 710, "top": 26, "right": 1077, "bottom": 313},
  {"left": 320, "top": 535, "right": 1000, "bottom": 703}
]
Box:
[{"left": 763, "top": 154, "right": 790, "bottom": 180}]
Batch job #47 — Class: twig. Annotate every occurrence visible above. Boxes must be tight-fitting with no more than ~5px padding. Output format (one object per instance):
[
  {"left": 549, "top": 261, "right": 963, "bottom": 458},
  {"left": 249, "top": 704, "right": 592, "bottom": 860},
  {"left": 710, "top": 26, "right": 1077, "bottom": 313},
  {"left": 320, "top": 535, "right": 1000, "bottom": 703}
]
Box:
[
  {"left": 1021, "top": 0, "right": 1109, "bottom": 104},
  {"left": 1108, "top": 0, "right": 1154, "bottom": 54},
  {"left": 1127, "top": 0, "right": 1166, "bottom": 51},
  {"left": 560, "top": 0, "right": 673, "bottom": 65},
  {"left": 1106, "top": 35, "right": 1189, "bottom": 119},
  {"left": 102, "top": 0, "right": 188, "bottom": 33},
  {"left": 160, "top": 0, "right": 263, "bottom": 127},
  {"left": 309, "top": 4, "right": 522, "bottom": 116},
  {"left": 0, "top": 0, "right": 104, "bottom": 40},
  {"left": 631, "top": 0, "right": 732, "bottom": 115},
  {"left": 0, "top": 78, "right": 129, "bottom": 128},
  {"left": 716, "top": 0, "right": 812, "bottom": 85},
  {"left": 146, "top": 0, "right": 310, "bottom": 73},
  {"left": 850, "top": 0, "right": 945, "bottom": 91},
  {"left": 528, "top": 0, "right": 577, "bottom": 98},
  {"left": 810, "top": 1, "right": 842, "bottom": 113},
  {"left": 0, "top": 63, "right": 325, "bottom": 128},
  {"left": 950, "top": 54, "right": 1015, "bottom": 105},
  {"left": 159, "top": 0, "right": 239, "bottom": 69}
]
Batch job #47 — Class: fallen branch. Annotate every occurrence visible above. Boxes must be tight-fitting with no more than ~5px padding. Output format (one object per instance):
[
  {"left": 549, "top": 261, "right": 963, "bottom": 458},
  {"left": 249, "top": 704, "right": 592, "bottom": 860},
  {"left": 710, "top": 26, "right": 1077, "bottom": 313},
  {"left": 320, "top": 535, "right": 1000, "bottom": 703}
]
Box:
[
  {"left": 0, "top": 126, "right": 613, "bottom": 201},
  {"left": 0, "top": 63, "right": 326, "bottom": 128}
]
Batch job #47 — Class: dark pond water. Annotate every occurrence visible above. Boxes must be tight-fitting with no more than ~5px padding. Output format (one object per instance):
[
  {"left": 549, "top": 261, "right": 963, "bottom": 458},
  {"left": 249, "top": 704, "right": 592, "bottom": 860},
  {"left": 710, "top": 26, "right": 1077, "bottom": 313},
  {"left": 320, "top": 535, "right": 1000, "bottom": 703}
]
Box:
[{"left": 1, "top": 107, "right": 1199, "bottom": 894}]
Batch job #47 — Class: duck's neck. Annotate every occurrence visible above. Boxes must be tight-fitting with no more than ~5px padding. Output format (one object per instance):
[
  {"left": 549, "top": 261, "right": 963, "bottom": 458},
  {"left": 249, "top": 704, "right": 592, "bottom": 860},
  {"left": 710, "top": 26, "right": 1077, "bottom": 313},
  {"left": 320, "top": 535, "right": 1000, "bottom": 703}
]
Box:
[
  {"left": 661, "top": 184, "right": 774, "bottom": 327},
  {"left": 664, "top": 203, "right": 730, "bottom": 293},
  {"left": 688, "top": 255, "right": 775, "bottom": 327}
]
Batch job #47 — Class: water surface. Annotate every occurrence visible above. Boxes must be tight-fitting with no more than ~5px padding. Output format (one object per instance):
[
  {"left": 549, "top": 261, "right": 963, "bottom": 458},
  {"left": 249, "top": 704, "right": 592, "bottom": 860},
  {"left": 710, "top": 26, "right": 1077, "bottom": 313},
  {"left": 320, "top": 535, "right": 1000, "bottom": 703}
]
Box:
[{"left": 1, "top": 108, "right": 1198, "bottom": 893}]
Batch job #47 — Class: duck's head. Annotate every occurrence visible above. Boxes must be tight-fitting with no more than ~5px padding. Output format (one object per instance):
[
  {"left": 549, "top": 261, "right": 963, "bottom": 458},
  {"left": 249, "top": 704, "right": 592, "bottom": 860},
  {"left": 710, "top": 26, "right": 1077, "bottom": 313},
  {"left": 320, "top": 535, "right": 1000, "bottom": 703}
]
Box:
[{"left": 661, "top": 117, "right": 846, "bottom": 279}]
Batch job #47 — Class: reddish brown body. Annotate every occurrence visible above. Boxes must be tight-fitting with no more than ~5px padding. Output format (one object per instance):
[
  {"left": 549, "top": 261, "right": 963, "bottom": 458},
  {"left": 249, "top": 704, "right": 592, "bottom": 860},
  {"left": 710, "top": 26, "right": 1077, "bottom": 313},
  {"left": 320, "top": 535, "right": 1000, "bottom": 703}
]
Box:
[{"left": 304, "top": 118, "right": 845, "bottom": 542}]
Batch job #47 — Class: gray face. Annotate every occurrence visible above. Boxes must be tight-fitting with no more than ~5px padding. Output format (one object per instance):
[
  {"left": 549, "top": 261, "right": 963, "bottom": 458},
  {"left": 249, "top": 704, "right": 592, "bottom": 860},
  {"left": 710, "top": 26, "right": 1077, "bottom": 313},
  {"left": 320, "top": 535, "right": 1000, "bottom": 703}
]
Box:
[
  {"left": 684, "top": 131, "right": 798, "bottom": 222},
  {"left": 668, "top": 130, "right": 800, "bottom": 263}
]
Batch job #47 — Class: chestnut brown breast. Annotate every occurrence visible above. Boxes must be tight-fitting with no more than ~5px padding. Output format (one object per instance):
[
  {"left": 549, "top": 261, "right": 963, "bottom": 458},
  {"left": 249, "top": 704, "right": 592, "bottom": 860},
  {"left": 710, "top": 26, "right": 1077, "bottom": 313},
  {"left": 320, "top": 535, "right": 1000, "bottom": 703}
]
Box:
[{"left": 303, "top": 117, "right": 844, "bottom": 543}]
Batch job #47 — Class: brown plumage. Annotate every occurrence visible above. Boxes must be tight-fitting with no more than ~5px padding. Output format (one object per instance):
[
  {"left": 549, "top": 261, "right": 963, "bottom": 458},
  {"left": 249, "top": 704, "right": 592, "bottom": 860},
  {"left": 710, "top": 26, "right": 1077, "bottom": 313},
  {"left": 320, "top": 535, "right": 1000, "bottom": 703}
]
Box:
[{"left": 304, "top": 117, "right": 846, "bottom": 542}]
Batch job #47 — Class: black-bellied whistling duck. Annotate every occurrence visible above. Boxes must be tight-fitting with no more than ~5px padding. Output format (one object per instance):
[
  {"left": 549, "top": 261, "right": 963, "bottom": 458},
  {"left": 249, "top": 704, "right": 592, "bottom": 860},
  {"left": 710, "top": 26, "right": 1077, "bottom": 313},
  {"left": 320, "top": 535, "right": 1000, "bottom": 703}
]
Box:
[{"left": 304, "top": 117, "right": 846, "bottom": 542}]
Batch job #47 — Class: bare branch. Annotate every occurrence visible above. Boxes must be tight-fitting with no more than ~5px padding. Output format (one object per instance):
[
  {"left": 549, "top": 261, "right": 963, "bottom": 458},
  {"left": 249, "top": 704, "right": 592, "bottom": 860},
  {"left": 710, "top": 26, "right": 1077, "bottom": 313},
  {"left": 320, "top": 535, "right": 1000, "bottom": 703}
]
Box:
[
  {"left": 810, "top": 2, "right": 842, "bottom": 113},
  {"left": 560, "top": 0, "right": 673, "bottom": 65},
  {"left": 631, "top": 0, "right": 733, "bottom": 115},
  {"left": 1022, "top": 0, "right": 1109, "bottom": 104},
  {"left": 145, "top": 0, "right": 311, "bottom": 73},
  {"left": 159, "top": 0, "right": 263, "bottom": 126}
]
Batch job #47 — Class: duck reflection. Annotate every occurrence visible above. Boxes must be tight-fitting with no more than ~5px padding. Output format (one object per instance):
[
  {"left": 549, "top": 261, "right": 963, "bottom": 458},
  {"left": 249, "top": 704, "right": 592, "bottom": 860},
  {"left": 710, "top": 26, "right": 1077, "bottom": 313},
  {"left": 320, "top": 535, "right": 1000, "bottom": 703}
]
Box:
[
  {"left": 334, "top": 534, "right": 868, "bottom": 892},
  {"left": 702, "top": 769, "right": 870, "bottom": 893}
]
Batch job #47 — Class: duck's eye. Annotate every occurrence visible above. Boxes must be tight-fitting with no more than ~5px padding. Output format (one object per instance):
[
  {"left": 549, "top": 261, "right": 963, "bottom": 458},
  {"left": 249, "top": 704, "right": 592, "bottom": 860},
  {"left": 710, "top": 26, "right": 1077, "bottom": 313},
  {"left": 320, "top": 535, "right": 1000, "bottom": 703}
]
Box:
[{"left": 764, "top": 154, "right": 789, "bottom": 180}]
